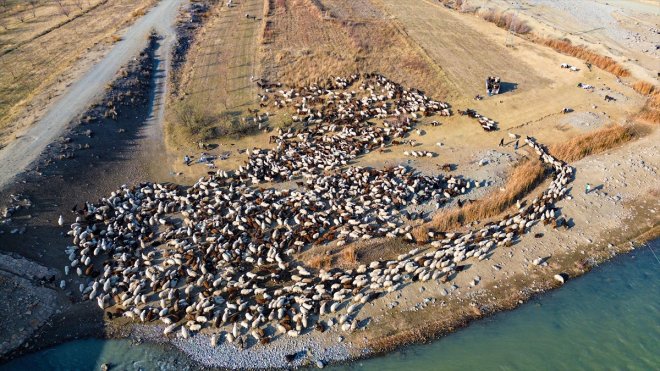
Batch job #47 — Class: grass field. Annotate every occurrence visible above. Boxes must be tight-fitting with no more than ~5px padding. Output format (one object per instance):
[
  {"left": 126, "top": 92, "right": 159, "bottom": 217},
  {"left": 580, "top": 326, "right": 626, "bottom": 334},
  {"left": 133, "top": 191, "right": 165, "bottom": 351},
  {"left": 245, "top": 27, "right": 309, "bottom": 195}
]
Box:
[
  {"left": 377, "top": 0, "right": 547, "bottom": 96},
  {"left": 260, "top": 0, "right": 451, "bottom": 98},
  {"left": 0, "top": 0, "right": 156, "bottom": 144},
  {"left": 168, "top": 0, "right": 265, "bottom": 144}
]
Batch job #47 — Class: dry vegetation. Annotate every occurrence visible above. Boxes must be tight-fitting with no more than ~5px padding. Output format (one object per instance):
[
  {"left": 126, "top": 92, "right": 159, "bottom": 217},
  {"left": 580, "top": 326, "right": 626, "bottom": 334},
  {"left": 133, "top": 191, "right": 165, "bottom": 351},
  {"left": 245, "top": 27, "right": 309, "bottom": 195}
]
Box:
[
  {"left": 537, "top": 38, "right": 630, "bottom": 77},
  {"left": 307, "top": 254, "right": 331, "bottom": 270},
  {"left": 632, "top": 80, "right": 657, "bottom": 96},
  {"left": 421, "top": 159, "right": 546, "bottom": 235},
  {"left": 339, "top": 246, "right": 357, "bottom": 267},
  {"left": 635, "top": 92, "right": 660, "bottom": 125},
  {"left": 550, "top": 124, "right": 636, "bottom": 162},
  {"left": 477, "top": 8, "right": 531, "bottom": 34},
  {"left": 260, "top": 0, "right": 449, "bottom": 99},
  {"left": 0, "top": 0, "right": 157, "bottom": 143},
  {"left": 167, "top": 0, "right": 263, "bottom": 145}
]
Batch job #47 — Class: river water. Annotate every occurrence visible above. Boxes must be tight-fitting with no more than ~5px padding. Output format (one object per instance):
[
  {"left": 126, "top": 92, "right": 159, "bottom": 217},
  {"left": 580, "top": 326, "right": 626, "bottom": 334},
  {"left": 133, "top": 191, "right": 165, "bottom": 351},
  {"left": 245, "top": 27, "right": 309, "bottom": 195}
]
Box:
[{"left": 2, "top": 240, "right": 658, "bottom": 370}]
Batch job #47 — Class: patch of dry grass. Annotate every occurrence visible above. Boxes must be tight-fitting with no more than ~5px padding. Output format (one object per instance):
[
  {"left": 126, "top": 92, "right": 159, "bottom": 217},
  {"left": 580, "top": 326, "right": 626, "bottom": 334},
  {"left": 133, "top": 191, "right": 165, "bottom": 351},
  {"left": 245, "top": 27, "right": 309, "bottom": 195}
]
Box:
[
  {"left": 260, "top": 0, "right": 450, "bottom": 99},
  {"left": 550, "top": 124, "right": 635, "bottom": 162},
  {"left": 538, "top": 38, "right": 630, "bottom": 77},
  {"left": 478, "top": 8, "right": 531, "bottom": 34},
  {"left": 339, "top": 245, "right": 357, "bottom": 267},
  {"left": 424, "top": 159, "right": 546, "bottom": 232},
  {"left": 167, "top": 98, "right": 258, "bottom": 143},
  {"left": 307, "top": 254, "right": 331, "bottom": 269},
  {"left": 635, "top": 92, "right": 660, "bottom": 125},
  {"left": 632, "top": 80, "right": 657, "bottom": 96}
]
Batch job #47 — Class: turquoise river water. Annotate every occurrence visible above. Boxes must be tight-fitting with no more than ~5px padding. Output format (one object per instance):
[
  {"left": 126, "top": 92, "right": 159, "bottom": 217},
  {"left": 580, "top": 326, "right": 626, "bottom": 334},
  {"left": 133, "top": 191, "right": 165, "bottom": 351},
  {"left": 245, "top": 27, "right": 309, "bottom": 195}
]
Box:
[{"left": 2, "top": 239, "right": 659, "bottom": 371}]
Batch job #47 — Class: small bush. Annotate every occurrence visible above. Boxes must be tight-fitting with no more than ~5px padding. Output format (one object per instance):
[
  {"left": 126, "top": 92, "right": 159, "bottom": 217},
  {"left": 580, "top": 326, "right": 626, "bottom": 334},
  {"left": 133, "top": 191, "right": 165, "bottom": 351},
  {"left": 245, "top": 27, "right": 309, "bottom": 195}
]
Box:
[
  {"left": 632, "top": 80, "right": 656, "bottom": 96},
  {"left": 479, "top": 8, "right": 532, "bottom": 34},
  {"left": 173, "top": 100, "right": 218, "bottom": 140},
  {"left": 339, "top": 246, "right": 357, "bottom": 266},
  {"left": 308, "top": 254, "right": 331, "bottom": 269}
]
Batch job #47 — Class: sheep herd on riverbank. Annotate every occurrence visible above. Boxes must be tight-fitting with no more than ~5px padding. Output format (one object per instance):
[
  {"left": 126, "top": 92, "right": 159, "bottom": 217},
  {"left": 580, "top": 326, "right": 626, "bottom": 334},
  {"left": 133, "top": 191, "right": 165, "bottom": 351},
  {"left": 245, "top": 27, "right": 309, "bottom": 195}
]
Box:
[{"left": 62, "top": 74, "right": 574, "bottom": 349}]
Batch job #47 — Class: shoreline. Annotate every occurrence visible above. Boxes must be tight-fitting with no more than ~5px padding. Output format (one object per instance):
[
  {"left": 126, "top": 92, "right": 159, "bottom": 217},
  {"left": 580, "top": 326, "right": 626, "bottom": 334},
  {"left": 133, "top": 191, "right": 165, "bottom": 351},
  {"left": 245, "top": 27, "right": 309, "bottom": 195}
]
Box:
[{"left": 2, "top": 215, "right": 657, "bottom": 368}]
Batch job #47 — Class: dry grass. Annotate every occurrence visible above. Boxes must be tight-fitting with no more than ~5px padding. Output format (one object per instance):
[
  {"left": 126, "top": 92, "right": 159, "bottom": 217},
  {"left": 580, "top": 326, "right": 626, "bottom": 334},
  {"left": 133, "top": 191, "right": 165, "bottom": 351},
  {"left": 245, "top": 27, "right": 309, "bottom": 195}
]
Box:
[
  {"left": 168, "top": 98, "right": 258, "bottom": 143},
  {"left": 260, "top": 0, "right": 450, "bottom": 99},
  {"left": 168, "top": 0, "right": 263, "bottom": 145},
  {"left": 550, "top": 124, "right": 636, "bottom": 162},
  {"left": 425, "top": 159, "right": 546, "bottom": 232},
  {"left": 0, "top": 0, "right": 157, "bottom": 143},
  {"left": 307, "top": 254, "right": 331, "bottom": 269},
  {"left": 339, "top": 246, "right": 357, "bottom": 266},
  {"left": 478, "top": 8, "right": 531, "bottom": 34},
  {"left": 636, "top": 92, "right": 660, "bottom": 125},
  {"left": 130, "top": 5, "right": 147, "bottom": 19},
  {"left": 632, "top": 80, "right": 657, "bottom": 96},
  {"left": 538, "top": 38, "right": 630, "bottom": 77},
  {"left": 110, "top": 34, "right": 122, "bottom": 43}
]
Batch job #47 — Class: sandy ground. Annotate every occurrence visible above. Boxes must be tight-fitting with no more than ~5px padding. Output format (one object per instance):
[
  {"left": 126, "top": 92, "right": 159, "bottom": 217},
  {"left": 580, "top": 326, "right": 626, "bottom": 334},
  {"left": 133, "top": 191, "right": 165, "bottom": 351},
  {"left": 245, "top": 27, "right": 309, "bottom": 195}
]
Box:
[{"left": 464, "top": 0, "right": 660, "bottom": 82}]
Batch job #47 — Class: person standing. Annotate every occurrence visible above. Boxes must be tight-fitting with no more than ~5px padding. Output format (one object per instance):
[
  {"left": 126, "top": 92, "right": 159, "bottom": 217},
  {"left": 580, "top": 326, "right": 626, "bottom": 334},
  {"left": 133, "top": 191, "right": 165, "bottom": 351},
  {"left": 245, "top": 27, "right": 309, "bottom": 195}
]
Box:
[
  {"left": 585, "top": 183, "right": 591, "bottom": 194},
  {"left": 499, "top": 138, "right": 504, "bottom": 147},
  {"left": 514, "top": 140, "right": 519, "bottom": 150}
]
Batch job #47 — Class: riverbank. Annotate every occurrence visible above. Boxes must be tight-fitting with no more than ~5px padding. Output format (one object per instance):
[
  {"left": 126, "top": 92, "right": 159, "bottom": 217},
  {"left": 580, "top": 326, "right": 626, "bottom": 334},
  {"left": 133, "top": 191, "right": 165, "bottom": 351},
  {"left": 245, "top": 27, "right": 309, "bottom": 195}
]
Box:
[{"left": 3, "top": 238, "right": 658, "bottom": 370}]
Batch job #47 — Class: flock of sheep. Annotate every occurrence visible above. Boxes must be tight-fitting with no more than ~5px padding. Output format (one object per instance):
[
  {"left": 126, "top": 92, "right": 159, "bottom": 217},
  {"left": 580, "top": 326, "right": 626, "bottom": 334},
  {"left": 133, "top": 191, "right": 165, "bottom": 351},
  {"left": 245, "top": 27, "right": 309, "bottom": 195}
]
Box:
[{"left": 61, "top": 74, "right": 574, "bottom": 348}]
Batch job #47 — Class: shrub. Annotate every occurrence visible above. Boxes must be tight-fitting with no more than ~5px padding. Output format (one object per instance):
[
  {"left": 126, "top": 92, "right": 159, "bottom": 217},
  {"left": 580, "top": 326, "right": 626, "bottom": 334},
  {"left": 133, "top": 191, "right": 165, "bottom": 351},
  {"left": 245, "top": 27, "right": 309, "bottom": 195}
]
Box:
[{"left": 539, "top": 38, "right": 630, "bottom": 77}]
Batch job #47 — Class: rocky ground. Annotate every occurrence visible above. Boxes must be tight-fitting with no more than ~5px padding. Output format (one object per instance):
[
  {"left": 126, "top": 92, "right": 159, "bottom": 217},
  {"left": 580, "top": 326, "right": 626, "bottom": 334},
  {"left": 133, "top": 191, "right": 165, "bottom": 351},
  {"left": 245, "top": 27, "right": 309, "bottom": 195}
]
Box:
[{"left": 0, "top": 254, "right": 59, "bottom": 356}]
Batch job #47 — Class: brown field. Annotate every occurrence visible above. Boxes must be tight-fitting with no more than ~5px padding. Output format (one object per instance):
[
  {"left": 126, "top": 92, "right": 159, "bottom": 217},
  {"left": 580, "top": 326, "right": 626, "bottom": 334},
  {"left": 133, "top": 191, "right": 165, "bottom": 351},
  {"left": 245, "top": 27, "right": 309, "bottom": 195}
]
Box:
[
  {"left": 376, "top": 0, "right": 547, "bottom": 97},
  {"left": 167, "top": 0, "right": 265, "bottom": 146},
  {"left": 260, "top": 0, "right": 450, "bottom": 98},
  {"left": 0, "top": 0, "right": 156, "bottom": 144}
]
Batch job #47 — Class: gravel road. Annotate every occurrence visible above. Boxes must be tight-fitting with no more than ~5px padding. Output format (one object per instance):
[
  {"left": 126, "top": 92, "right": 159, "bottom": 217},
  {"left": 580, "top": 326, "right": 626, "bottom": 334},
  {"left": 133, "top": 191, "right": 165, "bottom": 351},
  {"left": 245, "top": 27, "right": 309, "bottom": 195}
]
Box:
[{"left": 0, "top": 0, "right": 186, "bottom": 190}]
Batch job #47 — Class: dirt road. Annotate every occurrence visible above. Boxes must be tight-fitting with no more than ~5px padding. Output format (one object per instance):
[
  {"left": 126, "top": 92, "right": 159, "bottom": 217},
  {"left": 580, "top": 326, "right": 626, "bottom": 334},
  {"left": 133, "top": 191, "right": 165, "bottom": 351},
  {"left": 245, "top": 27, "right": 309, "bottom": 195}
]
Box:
[{"left": 0, "top": 0, "right": 186, "bottom": 190}]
